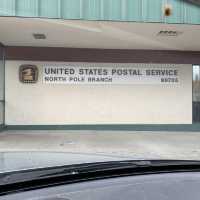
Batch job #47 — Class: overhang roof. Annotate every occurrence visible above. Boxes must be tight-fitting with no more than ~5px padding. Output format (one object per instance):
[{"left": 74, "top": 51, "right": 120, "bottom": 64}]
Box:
[{"left": 1, "top": 17, "right": 200, "bottom": 51}]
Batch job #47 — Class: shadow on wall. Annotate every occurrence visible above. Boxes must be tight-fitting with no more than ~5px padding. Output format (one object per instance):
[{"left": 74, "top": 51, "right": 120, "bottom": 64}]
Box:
[{"left": 183, "top": 0, "right": 200, "bottom": 6}]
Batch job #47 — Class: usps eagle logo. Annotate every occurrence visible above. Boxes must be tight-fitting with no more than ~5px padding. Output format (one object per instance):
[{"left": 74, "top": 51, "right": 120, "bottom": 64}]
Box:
[{"left": 19, "top": 65, "right": 38, "bottom": 84}]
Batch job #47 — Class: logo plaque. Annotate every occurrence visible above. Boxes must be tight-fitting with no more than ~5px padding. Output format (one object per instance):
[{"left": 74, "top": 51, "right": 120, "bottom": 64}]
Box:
[{"left": 19, "top": 65, "right": 38, "bottom": 84}]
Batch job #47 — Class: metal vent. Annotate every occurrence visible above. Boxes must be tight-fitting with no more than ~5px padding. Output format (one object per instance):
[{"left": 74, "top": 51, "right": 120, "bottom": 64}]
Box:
[
  {"left": 33, "top": 33, "right": 46, "bottom": 39},
  {"left": 157, "top": 30, "right": 182, "bottom": 37}
]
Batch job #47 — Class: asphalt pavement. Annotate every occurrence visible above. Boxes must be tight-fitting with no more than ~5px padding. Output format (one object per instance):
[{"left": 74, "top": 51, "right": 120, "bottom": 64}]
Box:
[{"left": 0, "top": 130, "right": 200, "bottom": 160}]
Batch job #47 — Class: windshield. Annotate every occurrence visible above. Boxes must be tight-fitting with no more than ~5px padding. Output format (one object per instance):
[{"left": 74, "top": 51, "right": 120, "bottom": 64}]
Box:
[{"left": 1, "top": 0, "right": 200, "bottom": 173}]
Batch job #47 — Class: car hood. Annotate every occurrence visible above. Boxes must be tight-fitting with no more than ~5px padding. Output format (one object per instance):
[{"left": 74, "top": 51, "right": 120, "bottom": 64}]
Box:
[{"left": 0, "top": 151, "right": 138, "bottom": 173}]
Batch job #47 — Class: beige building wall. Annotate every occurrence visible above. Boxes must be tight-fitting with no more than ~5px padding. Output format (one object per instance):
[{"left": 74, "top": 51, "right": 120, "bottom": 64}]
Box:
[{"left": 5, "top": 61, "right": 192, "bottom": 125}]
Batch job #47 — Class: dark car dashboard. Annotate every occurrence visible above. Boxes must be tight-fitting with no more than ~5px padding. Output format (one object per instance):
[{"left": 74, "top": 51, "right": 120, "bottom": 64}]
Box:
[{"left": 2, "top": 172, "right": 200, "bottom": 200}]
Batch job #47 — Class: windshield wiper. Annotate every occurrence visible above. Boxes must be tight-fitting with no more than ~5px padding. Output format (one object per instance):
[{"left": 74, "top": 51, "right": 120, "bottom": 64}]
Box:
[{"left": 1, "top": 160, "right": 200, "bottom": 196}]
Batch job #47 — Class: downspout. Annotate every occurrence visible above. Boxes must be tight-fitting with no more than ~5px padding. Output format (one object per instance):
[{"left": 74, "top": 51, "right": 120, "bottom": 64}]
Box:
[{"left": 0, "top": 43, "right": 5, "bottom": 132}]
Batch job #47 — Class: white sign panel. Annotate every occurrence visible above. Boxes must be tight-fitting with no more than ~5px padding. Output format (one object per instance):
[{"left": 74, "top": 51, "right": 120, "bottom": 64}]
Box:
[{"left": 43, "top": 64, "right": 180, "bottom": 85}]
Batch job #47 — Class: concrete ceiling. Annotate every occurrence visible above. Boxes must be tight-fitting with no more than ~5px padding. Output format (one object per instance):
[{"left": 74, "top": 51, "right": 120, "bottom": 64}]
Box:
[{"left": 0, "top": 17, "right": 200, "bottom": 51}]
